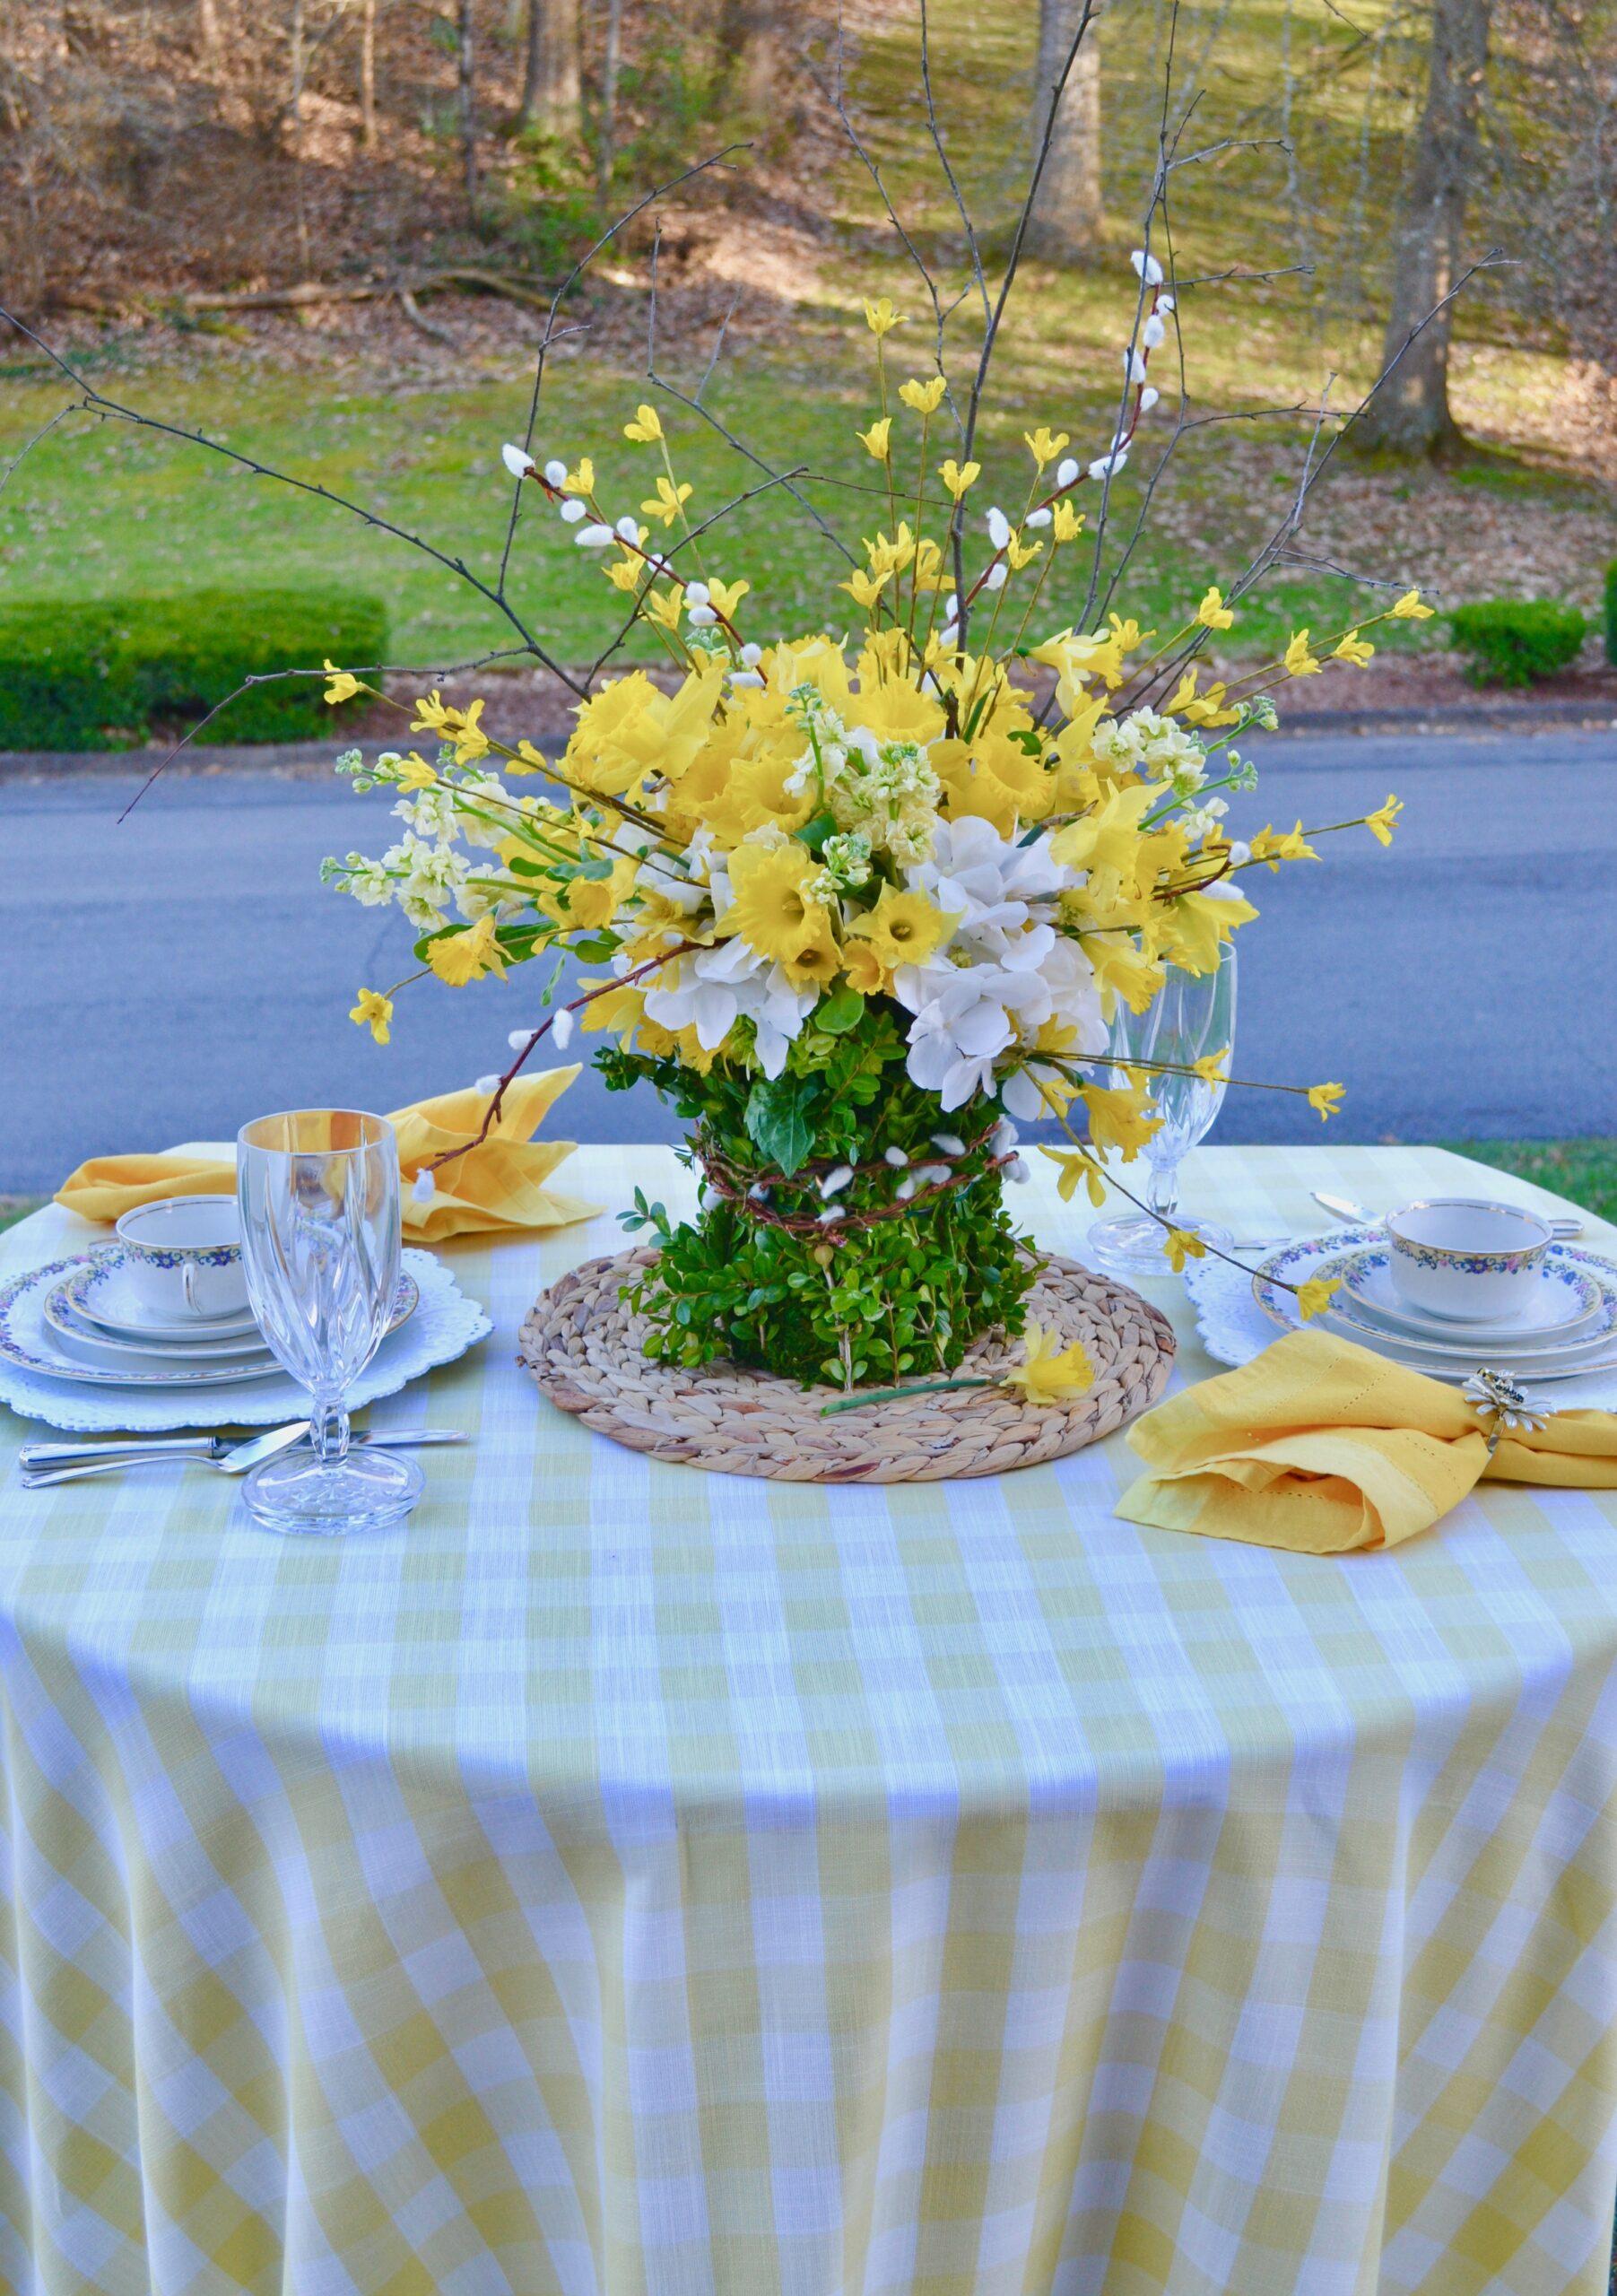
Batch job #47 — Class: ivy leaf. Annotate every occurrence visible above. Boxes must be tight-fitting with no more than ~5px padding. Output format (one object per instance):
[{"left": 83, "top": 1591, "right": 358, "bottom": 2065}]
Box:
[
  {"left": 817, "top": 985, "right": 865, "bottom": 1034},
  {"left": 745, "top": 1075, "right": 815, "bottom": 1175}
]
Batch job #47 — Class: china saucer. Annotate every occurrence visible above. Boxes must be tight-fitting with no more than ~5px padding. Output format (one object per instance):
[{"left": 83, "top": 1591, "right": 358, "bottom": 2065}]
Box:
[
  {"left": 1300, "top": 1250, "right": 1617, "bottom": 1363},
  {"left": 64, "top": 1248, "right": 263, "bottom": 1343},
  {"left": 43, "top": 1285, "right": 275, "bottom": 1362},
  {"left": 1339, "top": 1245, "right": 1602, "bottom": 1344}
]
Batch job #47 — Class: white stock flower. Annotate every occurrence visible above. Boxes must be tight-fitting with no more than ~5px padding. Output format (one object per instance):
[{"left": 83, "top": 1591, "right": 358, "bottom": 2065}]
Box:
[{"left": 340, "top": 852, "right": 394, "bottom": 908}]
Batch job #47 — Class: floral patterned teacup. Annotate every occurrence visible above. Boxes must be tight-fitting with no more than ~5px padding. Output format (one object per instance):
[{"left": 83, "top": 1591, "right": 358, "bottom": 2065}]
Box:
[
  {"left": 113, "top": 1195, "right": 248, "bottom": 1323},
  {"left": 1385, "top": 1197, "right": 1554, "bottom": 1324}
]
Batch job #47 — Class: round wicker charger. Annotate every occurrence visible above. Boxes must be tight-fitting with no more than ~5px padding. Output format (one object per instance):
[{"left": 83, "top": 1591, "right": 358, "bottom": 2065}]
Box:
[{"left": 518, "top": 1247, "right": 1175, "bottom": 1483}]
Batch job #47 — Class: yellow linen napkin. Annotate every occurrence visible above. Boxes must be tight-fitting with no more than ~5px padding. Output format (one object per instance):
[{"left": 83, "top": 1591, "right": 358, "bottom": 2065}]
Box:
[
  {"left": 55, "top": 1069, "right": 599, "bottom": 1244},
  {"left": 1117, "top": 1326, "right": 1617, "bottom": 1553}
]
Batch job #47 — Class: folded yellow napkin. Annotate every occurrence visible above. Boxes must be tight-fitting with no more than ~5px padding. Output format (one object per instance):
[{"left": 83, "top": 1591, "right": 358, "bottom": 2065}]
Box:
[
  {"left": 1117, "top": 1326, "right": 1617, "bottom": 1553},
  {"left": 55, "top": 1070, "right": 599, "bottom": 1244}
]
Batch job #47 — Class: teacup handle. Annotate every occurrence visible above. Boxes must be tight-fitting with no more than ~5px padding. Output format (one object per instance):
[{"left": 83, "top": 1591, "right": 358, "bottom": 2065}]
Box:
[{"left": 181, "top": 1262, "right": 235, "bottom": 1321}]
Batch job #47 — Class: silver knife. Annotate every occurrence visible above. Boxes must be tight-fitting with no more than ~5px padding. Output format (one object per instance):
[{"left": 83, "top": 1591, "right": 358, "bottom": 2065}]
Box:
[{"left": 20, "top": 1426, "right": 464, "bottom": 1485}]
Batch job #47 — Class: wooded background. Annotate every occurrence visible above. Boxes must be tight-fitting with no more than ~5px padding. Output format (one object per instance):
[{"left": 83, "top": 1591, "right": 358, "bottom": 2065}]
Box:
[{"left": 2, "top": 0, "right": 1613, "bottom": 461}]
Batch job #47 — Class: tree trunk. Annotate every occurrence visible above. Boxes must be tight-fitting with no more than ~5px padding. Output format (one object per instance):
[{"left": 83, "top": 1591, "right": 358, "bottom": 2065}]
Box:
[
  {"left": 197, "top": 0, "right": 219, "bottom": 55},
  {"left": 1025, "top": 0, "right": 1103, "bottom": 266},
  {"left": 599, "top": 0, "right": 622, "bottom": 193},
  {"left": 719, "top": 0, "right": 779, "bottom": 116},
  {"left": 1354, "top": 0, "right": 1491, "bottom": 457},
  {"left": 457, "top": 0, "right": 477, "bottom": 215},
  {"left": 360, "top": 0, "right": 377, "bottom": 148},
  {"left": 520, "top": 0, "right": 581, "bottom": 141}
]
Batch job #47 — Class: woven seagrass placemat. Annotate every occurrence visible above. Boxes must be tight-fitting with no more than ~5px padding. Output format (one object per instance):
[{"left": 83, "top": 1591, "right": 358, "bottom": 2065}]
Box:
[{"left": 517, "top": 1247, "right": 1176, "bottom": 1483}]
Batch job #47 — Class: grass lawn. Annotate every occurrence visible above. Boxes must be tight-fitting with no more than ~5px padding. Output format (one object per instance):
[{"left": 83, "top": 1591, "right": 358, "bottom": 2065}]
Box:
[
  {"left": 1444, "top": 1140, "right": 1617, "bottom": 1228},
  {"left": 0, "top": 1198, "right": 41, "bottom": 1234}
]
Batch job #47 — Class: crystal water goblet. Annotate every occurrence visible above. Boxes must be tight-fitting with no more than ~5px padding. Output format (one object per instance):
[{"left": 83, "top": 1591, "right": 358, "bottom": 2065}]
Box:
[
  {"left": 236, "top": 1109, "right": 424, "bottom": 1534},
  {"left": 1086, "top": 943, "right": 1238, "bottom": 1278}
]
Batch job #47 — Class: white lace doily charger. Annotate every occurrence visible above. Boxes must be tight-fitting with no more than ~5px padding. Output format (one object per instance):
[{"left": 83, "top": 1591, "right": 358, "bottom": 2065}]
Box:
[
  {"left": 0, "top": 1248, "right": 491, "bottom": 1432},
  {"left": 1187, "top": 1250, "right": 1617, "bottom": 1411}
]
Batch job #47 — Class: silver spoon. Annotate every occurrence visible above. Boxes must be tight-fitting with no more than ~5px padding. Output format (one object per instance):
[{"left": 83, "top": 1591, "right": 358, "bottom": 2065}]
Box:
[
  {"left": 1312, "top": 1189, "right": 1581, "bottom": 1240},
  {"left": 20, "top": 1426, "right": 463, "bottom": 1489}
]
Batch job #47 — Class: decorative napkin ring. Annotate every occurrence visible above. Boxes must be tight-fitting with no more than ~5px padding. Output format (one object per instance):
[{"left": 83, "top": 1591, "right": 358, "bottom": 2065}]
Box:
[{"left": 1463, "top": 1367, "right": 1551, "bottom": 1456}]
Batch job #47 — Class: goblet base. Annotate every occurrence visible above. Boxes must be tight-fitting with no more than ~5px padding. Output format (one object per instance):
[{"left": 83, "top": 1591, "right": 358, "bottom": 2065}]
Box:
[
  {"left": 1086, "top": 1213, "right": 1235, "bottom": 1280},
  {"left": 242, "top": 1444, "right": 424, "bottom": 1535}
]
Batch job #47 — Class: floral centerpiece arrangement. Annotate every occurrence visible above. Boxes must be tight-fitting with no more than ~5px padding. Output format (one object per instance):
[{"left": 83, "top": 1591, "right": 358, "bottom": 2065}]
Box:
[{"left": 325, "top": 264, "right": 1417, "bottom": 1394}]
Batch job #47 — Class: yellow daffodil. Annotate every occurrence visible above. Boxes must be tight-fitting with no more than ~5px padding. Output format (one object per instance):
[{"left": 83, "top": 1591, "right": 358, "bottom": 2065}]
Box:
[
  {"left": 1051, "top": 500, "right": 1084, "bottom": 544},
  {"left": 847, "top": 887, "right": 955, "bottom": 976},
  {"left": 1161, "top": 1227, "right": 1206, "bottom": 1273},
  {"left": 1039, "top": 1145, "right": 1108, "bottom": 1207},
  {"left": 622, "top": 403, "right": 664, "bottom": 444},
  {"left": 857, "top": 417, "right": 892, "bottom": 461},
  {"left": 1296, "top": 1276, "right": 1341, "bottom": 1320},
  {"left": 863, "top": 296, "right": 902, "bottom": 338},
  {"left": 323, "top": 660, "right": 362, "bottom": 705},
  {"left": 1334, "top": 631, "right": 1375, "bottom": 666},
  {"left": 1193, "top": 1048, "right": 1229, "bottom": 1084},
  {"left": 840, "top": 568, "right": 891, "bottom": 613},
  {"left": 395, "top": 752, "right": 437, "bottom": 791},
  {"left": 708, "top": 577, "right": 750, "bottom": 620},
  {"left": 1390, "top": 588, "right": 1434, "bottom": 620},
  {"left": 1248, "top": 821, "right": 1318, "bottom": 870},
  {"left": 1307, "top": 1081, "right": 1345, "bottom": 1121},
  {"left": 349, "top": 987, "right": 392, "bottom": 1043},
  {"left": 1283, "top": 631, "right": 1322, "bottom": 677},
  {"left": 1195, "top": 587, "right": 1234, "bottom": 631},
  {"left": 938, "top": 457, "right": 981, "bottom": 500},
  {"left": 1024, "top": 425, "right": 1070, "bottom": 470},
  {"left": 720, "top": 843, "right": 840, "bottom": 985},
  {"left": 564, "top": 457, "right": 595, "bottom": 495},
  {"left": 898, "top": 374, "right": 947, "bottom": 415},
  {"left": 426, "top": 912, "right": 508, "bottom": 987},
  {"left": 641, "top": 474, "right": 692, "bottom": 527},
  {"left": 1000, "top": 1319, "right": 1094, "bottom": 1405},
  {"left": 1365, "top": 793, "right": 1404, "bottom": 847}
]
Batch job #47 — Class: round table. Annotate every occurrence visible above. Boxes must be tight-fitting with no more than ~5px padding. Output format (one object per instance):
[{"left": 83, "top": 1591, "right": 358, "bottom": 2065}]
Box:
[{"left": 3, "top": 1144, "right": 1617, "bottom": 2296}]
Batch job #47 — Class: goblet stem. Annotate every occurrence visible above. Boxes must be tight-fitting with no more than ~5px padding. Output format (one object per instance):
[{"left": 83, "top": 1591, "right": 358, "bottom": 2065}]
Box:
[
  {"left": 1148, "top": 1160, "right": 1181, "bottom": 1224},
  {"left": 311, "top": 1401, "right": 351, "bottom": 1466}
]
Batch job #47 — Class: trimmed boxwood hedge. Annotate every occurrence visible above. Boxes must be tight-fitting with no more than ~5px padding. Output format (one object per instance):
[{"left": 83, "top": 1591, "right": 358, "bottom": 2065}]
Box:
[
  {"left": 1605, "top": 560, "right": 1616, "bottom": 665},
  {"left": 0, "top": 588, "right": 387, "bottom": 752},
  {"left": 1448, "top": 598, "right": 1587, "bottom": 688}
]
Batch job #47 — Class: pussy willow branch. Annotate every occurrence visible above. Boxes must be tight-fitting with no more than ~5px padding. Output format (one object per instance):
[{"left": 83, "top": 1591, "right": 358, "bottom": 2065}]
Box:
[
  {"left": 917, "top": 0, "right": 993, "bottom": 341},
  {"left": 0, "top": 402, "right": 76, "bottom": 497},
  {"left": 0, "top": 307, "right": 591, "bottom": 694},
  {"left": 497, "top": 140, "right": 750, "bottom": 597},
  {"left": 953, "top": 0, "right": 1101, "bottom": 647}
]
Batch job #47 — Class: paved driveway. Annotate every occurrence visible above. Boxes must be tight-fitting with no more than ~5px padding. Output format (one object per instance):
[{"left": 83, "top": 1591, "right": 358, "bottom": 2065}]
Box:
[{"left": 4, "top": 730, "right": 1614, "bottom": 1193}]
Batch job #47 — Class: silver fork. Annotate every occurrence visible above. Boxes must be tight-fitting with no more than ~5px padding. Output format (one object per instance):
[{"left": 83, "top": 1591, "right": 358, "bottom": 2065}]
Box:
[{"left": 20, "top": 1426, "right": 463, "bottom": 1489}]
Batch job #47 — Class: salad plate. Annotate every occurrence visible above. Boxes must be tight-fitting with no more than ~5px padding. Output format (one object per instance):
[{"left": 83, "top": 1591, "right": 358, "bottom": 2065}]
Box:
[{"left": 58, "top": 1248, "right": 263, "bottom": 1342}]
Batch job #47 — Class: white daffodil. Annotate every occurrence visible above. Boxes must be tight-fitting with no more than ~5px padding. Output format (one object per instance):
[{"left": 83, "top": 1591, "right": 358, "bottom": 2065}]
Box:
[{"left": 642, "top": 939, "right": 815, "bottom": 1077}]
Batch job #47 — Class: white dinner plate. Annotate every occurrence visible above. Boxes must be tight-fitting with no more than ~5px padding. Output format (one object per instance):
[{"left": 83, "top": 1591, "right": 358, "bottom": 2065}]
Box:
[
  {"left": 1252, "top": 1229, "right": 1617, "bottom": 1383},
  {"left": 1321, "top": 1248, "right": 1617, "bottom": 1359},
  {"left": 0, "top": 1256, "right": 419, "bottom": 1389}
]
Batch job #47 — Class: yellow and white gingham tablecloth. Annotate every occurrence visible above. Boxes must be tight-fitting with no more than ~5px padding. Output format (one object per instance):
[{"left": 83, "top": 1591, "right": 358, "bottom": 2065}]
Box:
[{"left": 4, "top": 1143, "right": 1617, "bottom": 2296}]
